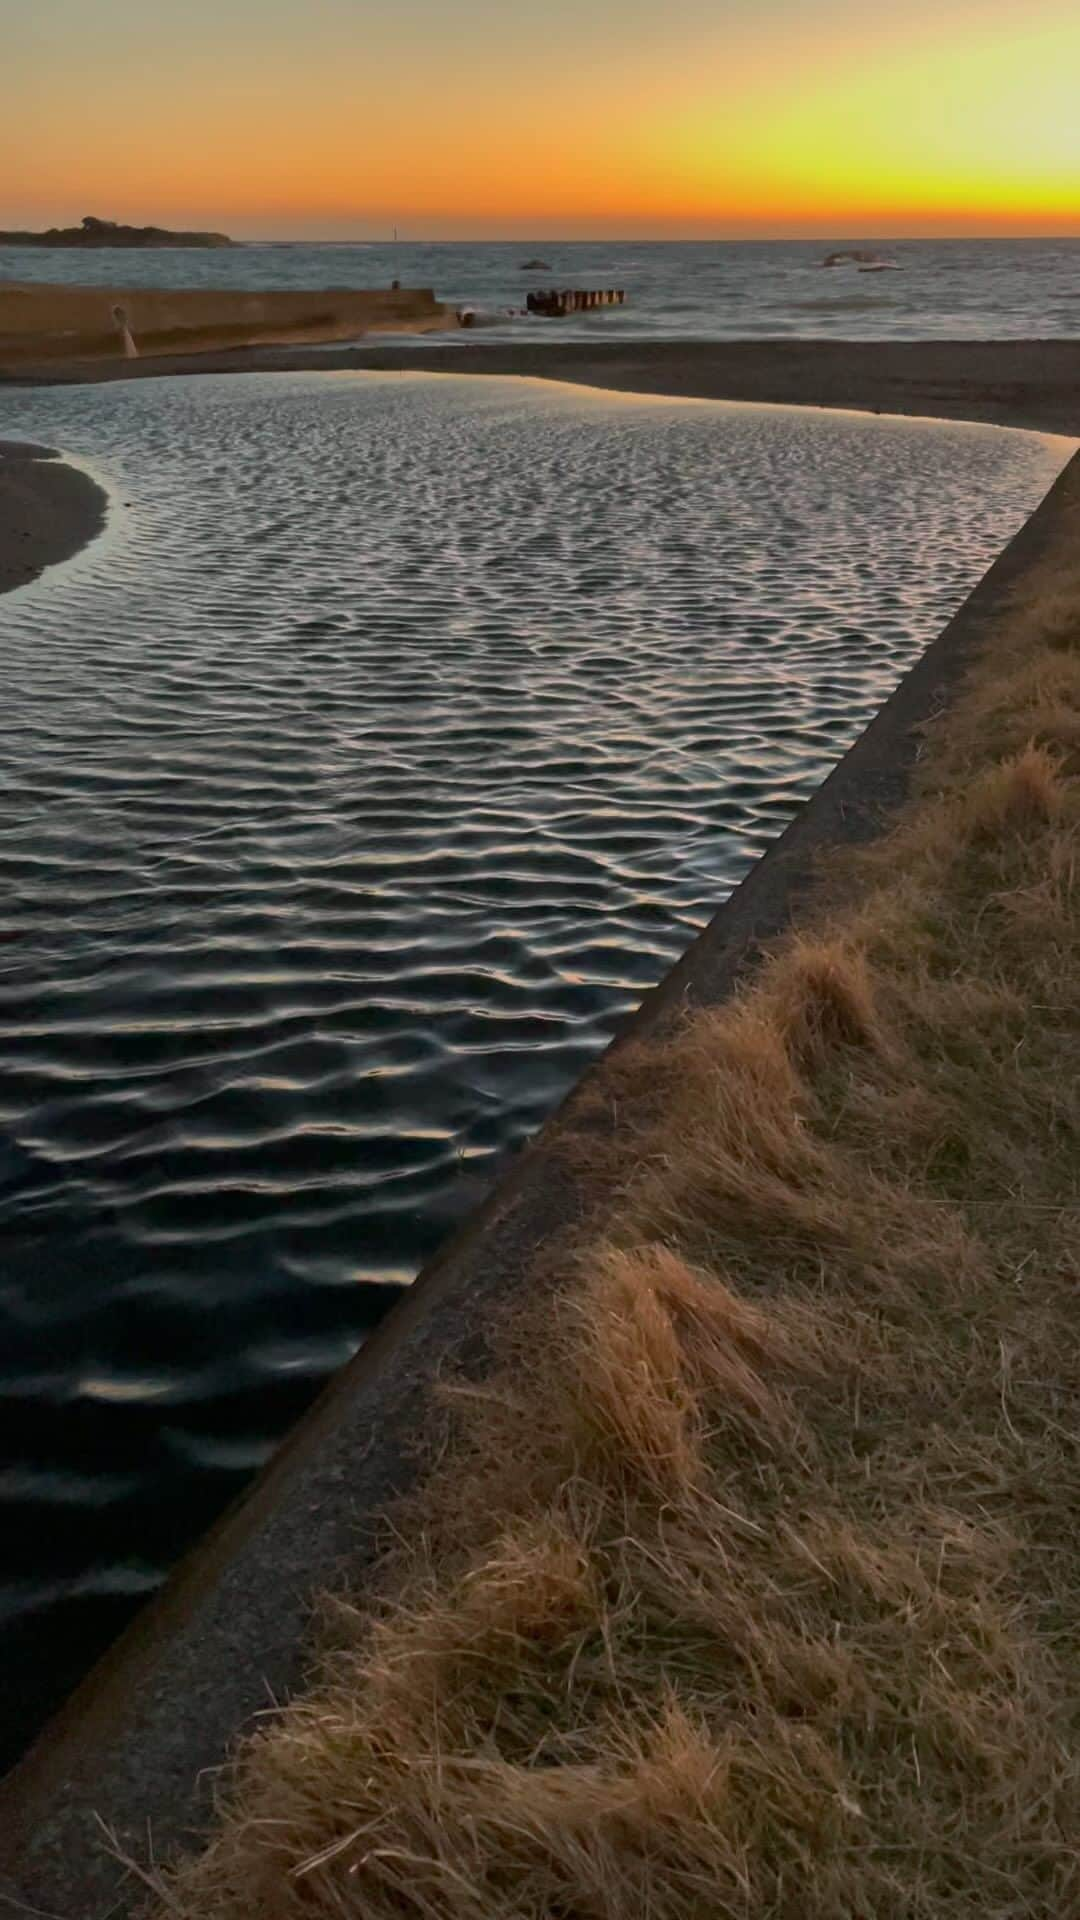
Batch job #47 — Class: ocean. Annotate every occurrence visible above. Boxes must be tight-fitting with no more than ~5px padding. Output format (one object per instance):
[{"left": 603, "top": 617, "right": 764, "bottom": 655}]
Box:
[{"left": 2, "top": 237, "right": 1078, "bottom": 341}]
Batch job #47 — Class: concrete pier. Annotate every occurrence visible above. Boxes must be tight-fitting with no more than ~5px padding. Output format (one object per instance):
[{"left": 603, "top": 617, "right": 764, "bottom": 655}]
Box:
[{"left": 0, "top": 282, "right": 457, "bottom": 367}]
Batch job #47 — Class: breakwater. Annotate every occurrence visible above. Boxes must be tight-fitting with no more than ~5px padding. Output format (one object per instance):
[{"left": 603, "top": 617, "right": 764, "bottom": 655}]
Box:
[
  {"left": 525, "top": 287, "right": 626, "bottom": 315},
  {"left": 0, "top": 283, "right": 455, "bottom": 365}
]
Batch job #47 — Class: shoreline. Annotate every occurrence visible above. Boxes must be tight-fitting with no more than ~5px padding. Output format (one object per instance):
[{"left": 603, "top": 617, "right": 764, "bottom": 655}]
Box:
[
  {"left": 5, "top": 336, "right": 1080, "bottom": 436},
  {"left": 8, "top": 334, "right": 1076, "bottom": 600},
  {"left": 4, "top": 337, "right": 1074, "bottom": 595},
  {"left": 0, "top": 440, "right": 108, "bottom": 594}
]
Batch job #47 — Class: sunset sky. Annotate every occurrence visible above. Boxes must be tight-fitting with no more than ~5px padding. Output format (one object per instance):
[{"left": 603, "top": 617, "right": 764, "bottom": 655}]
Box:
[{"left": 5, "top": 0, "right": 1079, "bottom": 237}]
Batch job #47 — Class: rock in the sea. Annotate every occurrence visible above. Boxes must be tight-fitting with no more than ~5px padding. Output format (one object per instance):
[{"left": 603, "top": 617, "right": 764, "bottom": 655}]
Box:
[
  {"left": 0, "top": 214, "right": 234, "bottom": 248},
  {"left": 519, "top": 258, "right": 552, "bottom": 271}
]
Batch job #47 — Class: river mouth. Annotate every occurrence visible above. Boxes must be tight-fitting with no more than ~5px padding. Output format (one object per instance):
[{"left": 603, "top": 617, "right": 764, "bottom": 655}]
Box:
[{"left": 0, "top": 370, "right": 1071, "bottom": 1759}]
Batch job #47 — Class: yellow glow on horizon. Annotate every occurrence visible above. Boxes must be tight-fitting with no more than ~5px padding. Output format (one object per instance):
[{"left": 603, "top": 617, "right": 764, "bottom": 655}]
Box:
[
  {"left": 646, "top": 12, "right": 1080, "bottom": 233},
  {"left": 3, "top": 0, "right": 1078, "bottom": 236}
]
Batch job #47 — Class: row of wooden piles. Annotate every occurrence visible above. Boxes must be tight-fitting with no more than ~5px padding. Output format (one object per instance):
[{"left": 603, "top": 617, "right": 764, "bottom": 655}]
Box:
[{"left": 525, "top": 288, "right": 626, "bottom": 315}]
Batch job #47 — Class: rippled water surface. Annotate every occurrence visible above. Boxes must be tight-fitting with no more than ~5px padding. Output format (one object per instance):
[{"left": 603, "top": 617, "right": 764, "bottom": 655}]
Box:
[{"left": 0, "top": 371, "right": 1070, "bottom": 1754}]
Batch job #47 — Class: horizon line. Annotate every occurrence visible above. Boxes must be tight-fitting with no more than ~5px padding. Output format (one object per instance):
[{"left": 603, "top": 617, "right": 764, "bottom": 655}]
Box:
[{"left": 219, "top": 231, "right": 1080, "bottom": 244}]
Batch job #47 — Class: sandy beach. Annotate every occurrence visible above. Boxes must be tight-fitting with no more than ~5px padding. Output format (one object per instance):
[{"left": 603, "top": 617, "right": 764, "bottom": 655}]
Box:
[
  {"left": 348, "top": 337, "right": 1080, "bottom": 435},
  {"left": 6, "top": 336, "right": 1080, "bottom": 436},
  {"left": 0, "top": 439, "right": 107, "bottom": 594}
]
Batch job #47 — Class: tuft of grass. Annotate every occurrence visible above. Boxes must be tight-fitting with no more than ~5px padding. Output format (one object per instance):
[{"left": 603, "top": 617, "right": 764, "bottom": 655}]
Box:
[
  {"left": 146, "top": 559, "right": 1080, "bottom": 1916},
  {"left": 762, "top": 935, "right": 884, "bottom": 1070}
]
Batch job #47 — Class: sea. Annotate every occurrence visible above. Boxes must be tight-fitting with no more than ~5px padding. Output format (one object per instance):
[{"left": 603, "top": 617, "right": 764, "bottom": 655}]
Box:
[
  {"left": 0, "top": 239, "right": 1077, "bottom": 1763},
  {"left": 3, "top": 236, "right": 1079, "bottom": 340}
]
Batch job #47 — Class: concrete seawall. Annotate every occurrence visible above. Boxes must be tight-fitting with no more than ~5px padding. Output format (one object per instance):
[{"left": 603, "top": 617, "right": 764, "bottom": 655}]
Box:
[
  {"left": 0, "top": 282, "right": 457, "bottom": 366},
  {"left": 2, "top": 445, "right": 1079, "bottom": 1916}
]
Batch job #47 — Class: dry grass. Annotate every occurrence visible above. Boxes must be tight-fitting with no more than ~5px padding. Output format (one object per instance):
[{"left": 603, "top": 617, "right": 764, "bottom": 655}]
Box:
[{"left": 150, "top": 544, "right": 1080, "bottom": 1917}]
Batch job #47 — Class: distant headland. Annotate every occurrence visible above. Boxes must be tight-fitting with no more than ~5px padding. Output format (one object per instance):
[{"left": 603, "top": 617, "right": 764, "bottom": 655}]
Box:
[{"left": 0, "top": 214, "right": 234, "bottom": 249}]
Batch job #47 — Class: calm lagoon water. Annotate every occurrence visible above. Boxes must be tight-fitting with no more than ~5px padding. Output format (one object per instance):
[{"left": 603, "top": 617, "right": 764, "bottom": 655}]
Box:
[{"left": 0, "top": 369, "right": 1070, "bottom": 1755}]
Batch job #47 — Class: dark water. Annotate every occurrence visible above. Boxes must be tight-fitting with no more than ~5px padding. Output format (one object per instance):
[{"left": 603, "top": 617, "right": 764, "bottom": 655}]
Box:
[
  {"left": 3, "top": 237, "right": 1079, "bottom": 341},
  {"left": 0, "top": 371, "right": 1070, "bottom": 1759}
]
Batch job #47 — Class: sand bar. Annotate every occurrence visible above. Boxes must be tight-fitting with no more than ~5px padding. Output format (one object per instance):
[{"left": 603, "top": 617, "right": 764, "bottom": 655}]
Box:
[
  {"left": 6, "top": 335, "right": 1080, "bottom": 436},
  {"left": 0, "top": 439, "right": 107, "bottom": 594}
]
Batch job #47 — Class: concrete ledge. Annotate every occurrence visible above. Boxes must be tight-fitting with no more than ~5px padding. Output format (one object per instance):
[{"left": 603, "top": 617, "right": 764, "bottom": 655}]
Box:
[
  {"left": 0, "top": 283, "right": 457, "bottom": 367},
  {"left": 3, "top": 446, "right": 1078, "bottom": 1917}
]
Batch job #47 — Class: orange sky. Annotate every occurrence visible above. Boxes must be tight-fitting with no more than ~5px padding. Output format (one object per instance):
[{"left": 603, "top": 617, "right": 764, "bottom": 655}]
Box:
[{"left": 4, "top": 0, "right": 1079, "bottom": 236}]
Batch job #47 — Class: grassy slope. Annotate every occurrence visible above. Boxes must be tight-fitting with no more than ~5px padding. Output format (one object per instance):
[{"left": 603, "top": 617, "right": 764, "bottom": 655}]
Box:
[{"left": 150, "top": 547, "right": 1080, "bottom": 1917}]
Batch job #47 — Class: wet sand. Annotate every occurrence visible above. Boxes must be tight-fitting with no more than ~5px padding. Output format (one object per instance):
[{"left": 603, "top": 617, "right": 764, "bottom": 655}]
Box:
[
  {"left": 6, "top": 337, "right": 1080, "bottom": 437},
  {"left": 0, "top": 440, "right": 107, "bottom": 595}
]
